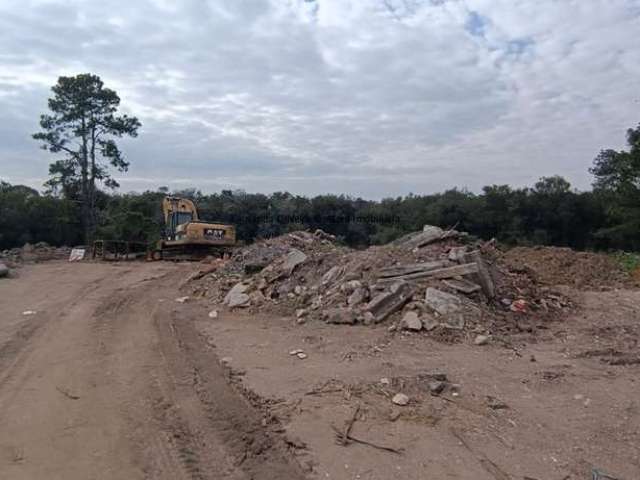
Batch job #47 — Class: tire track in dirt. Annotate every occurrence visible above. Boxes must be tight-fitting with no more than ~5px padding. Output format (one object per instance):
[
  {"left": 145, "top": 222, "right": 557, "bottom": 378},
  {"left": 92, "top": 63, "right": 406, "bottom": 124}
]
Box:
[
  {"left": 152, "top": 303, "right": 307, "bottom": 480},
  {"left": 0, "top": 275, "right": 107, "bottom": 391}
]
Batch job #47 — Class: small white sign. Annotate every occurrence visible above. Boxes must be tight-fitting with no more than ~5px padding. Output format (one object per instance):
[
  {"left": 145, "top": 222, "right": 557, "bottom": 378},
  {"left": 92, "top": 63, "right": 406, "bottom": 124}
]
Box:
[{"left": 69, "top": 248, "right": 85, "bottom": 262}]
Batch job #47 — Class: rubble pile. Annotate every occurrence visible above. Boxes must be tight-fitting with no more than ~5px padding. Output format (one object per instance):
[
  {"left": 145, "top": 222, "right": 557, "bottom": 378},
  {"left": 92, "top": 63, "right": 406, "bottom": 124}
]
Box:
[
  {"left": 191, "top": 226, "right": 575, "bottom": 340},
  {"left": 0, "top": 242, "right": 72, "bottom": 266}
]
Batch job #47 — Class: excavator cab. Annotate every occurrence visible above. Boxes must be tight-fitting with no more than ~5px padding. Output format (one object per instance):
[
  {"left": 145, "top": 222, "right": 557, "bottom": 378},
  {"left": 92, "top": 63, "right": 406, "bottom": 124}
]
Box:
[{"left": 152, "top": 196, "right": 236, "bottom": 260}]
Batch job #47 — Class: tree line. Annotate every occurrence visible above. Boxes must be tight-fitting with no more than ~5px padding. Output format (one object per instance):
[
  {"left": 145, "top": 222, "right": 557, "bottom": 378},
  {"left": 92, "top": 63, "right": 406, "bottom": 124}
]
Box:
[
  {"left": 0, "top": 169, "right": 637, "bottom": 252},
  {"left": 1, "top": 74, "right": 639, "bottom": 252}
]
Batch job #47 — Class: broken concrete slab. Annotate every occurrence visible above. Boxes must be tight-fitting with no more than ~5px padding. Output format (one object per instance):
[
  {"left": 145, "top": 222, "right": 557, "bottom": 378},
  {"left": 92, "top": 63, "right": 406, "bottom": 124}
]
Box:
[
  {"left": 364, "top": 281, "right": 413, "bottom": 323},
  {"left": 0, "top": 262, "right": 9, "bottom": 278},
  {"left": 422, "top": 316, "right": 439, "bottom": 331},
  {"left": 340, "top": 280, "right": 362, "bottom": 294},
  {"left": 283, "top": 249, "right": 307, "bottom": 276},
  {"left": 464, "top": 250, "right": 496, "bottom": 299},
  {"left": 442, "top": 278, "right": 481, "bottom": 294},
  {"left": 401, "top": 311, "right": 422, "bottom": 331},
  {"left": 441, "top": 315, "right": 465, "bottom": 330},
  {"left": 410, "top": 225, "right": 460, "bottom": 249},
  {"left": 224, "top": 282, "right": 251, "bottom": 308},
  {"left": 347, "top": 287, "right": 369, "bottom": 307},
  {"left": 321, "top": 265, "right": 344, "bottom": 286},
  {"left": 424, "top": 287, "right": 463, "bottom": 315},
  {"left": 378, "top": 261, "right": 448, "bottom": 278},
  {"left": 377, "top": 263, "right": 479, "bottom": 284}
]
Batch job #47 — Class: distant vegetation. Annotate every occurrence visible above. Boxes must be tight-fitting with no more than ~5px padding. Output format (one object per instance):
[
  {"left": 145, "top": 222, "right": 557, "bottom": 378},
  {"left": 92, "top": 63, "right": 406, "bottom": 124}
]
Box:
[{"left": 2, "top": 76, "right": 639, "bottom": 253}]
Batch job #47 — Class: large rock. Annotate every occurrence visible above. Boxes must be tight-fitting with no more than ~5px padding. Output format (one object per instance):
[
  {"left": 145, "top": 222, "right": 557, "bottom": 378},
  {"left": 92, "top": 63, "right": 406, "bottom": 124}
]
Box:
[
  {"left": 364, "top": 281, "right": 413, "bottom": 323},
  {"left": 224, "top": 282, "right": 251, "bottom": 308},
  {"left": 0, "top": 262, "right": 9, "bottom": 278}
]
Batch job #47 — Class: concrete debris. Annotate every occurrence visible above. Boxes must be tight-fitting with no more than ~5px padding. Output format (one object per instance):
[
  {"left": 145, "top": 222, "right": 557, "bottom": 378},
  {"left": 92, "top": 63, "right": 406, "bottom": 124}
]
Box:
[
  {"left": 441, "top": 315, "right": 465, "bottom": 330},
  {"left": 282, "top": 249, "right": 307, "bottom": 276},
  {"left": 391, "top": 393, "right": 410, "bottom": 406},
  {"left": 364, "top": 281, "right": 413, "bottom": 323},
  {"left": 442, "top": 278, "right": 481, "bottom": 294},
  {"left": 448, "top": 246, "right": 468, "bottom": 263},
  {"left": 208, "top": 310, "right": 219, "bottom": 319},
  {"left": 422, "top": 315, "right": 439, "bottom": 331},
  {"left": 424, "top": 288, "right": 463, "bottom": 316},
  {"left": 296, "top": 352, "right": 308, "bottom": 359},
  {"left": 322, "top": 265, "right": 344, "bottom": 286},
  {"left": 323, "top": 308, "right": 356, "bottom": 325},
  {"left": 474, "top": 334, "right": 489, "bottom": 345},
  {"left": 340, "top": 280, "right": 362, "bottom": 294},
  {"left": 175, "top": 296, "right": 190, "bottom": 303},
  {"left": 228, "top": 294, "right": 250, "bottom": 308},
  {"left": 22, "top": 310, "right": 37, "bottom": 316},
  {"left": 399, "top": 225, "right": 460, "bottom": 250},
  {"left": 289, "top": 349, "right": 304, "bottom": 355},
  {"left": 224, "top": 283, "right": 251, "bottom": 308},
  {"left": 378, "top": 261, "right": 447, "bottom": 278},
  {"left": 377, "top": 262, "right": 479, "bottom": 284},
  {"left": 1, "top": 242, "right": 72, "bottom": 265},
  {"left": 347, "top": 287, "right": 369, "bottom": 307},
  {"left": 401, "top": 311, "right": 422, "bottom": 331},
  {"left": 188, "top": 227, "right": 571, "bottom": 341},
  {"left": 0, "top": 262, "right": 9, "bottom": 278},
  {"left": 464, "top": 250, "right": 496, "bottom": 298}
]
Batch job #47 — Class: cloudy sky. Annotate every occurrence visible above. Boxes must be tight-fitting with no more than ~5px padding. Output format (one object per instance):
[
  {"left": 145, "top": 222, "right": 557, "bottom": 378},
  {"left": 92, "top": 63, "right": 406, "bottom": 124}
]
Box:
[{"left": 1, "top": 0, "right": 638, "bottom": 198}]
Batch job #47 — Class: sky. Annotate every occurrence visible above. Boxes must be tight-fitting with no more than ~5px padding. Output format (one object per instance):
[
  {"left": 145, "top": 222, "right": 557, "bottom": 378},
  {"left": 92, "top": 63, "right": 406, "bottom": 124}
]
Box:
[{"left": 0, "top": 0, "right": 639, "bottom": 199}]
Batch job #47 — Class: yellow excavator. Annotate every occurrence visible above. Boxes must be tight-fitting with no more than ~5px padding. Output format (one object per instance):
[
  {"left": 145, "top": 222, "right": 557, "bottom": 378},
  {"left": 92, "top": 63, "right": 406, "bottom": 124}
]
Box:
[{"left": 152, "top": 196, "right": 236, "bottom": 260}]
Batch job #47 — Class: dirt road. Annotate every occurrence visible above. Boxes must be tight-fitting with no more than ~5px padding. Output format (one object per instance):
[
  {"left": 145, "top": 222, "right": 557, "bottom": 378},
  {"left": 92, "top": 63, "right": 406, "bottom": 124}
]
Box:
[
  {"left": 0, "top": 262, "right": 304, "bottom": 480},
  {"left": 1, "top": 261, "right": 639, "bottom": 480}
]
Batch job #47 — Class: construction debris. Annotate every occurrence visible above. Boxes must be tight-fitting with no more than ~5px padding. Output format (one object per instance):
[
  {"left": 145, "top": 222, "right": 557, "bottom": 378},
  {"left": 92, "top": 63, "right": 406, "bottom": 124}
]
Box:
[
  {"left": 188, "top": 225, "right": 576, "bottom": 342},
  {"left": 0, "top": 262, "right": 9, "bottom": 278},
  {"left": 391, "top": 393, "right": 410, "bottom": 406},
  {"left": 1, "top": 242, "right": 72, "bottom": 266}
]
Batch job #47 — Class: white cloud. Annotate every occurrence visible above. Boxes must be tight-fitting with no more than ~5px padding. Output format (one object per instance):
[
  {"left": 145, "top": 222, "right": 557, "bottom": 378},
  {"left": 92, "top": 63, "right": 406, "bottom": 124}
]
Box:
[{"left": 0, "top": 0, "right": 638, "bottom": 198}]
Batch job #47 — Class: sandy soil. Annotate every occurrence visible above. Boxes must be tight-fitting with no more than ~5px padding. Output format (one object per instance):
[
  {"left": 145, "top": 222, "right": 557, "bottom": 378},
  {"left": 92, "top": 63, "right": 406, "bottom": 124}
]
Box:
[
  {"left": 0, "top": 262, "right": 304, "bottom": 480},
  {"left": 1, "top": 261, "right": 639, "bottom": 479}
]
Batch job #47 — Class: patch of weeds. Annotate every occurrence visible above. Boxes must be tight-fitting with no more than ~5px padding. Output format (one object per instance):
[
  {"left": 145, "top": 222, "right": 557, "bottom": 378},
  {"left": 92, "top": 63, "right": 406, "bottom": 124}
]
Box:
[{"left": 613, "top": 251, "right": 640, "bottom": 273}]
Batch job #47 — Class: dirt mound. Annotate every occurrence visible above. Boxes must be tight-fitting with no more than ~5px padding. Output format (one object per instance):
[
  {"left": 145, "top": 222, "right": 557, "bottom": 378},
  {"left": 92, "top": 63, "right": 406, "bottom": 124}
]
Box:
[
  {"left": 501, "top": 246, "right": 632, "bottom": 289},
  {"left": 188, "top": 226, "right": 574, "bottom": 342}
]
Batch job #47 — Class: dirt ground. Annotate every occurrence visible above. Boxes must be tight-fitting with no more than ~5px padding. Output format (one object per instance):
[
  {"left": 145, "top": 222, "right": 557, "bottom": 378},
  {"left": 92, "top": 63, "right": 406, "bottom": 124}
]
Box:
[{"left": 1, "top": 262, "right": 639, "bottom": 479}]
